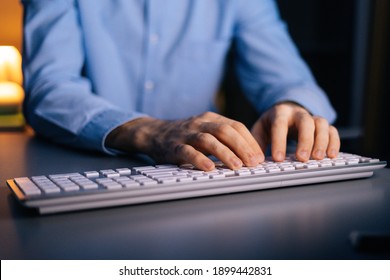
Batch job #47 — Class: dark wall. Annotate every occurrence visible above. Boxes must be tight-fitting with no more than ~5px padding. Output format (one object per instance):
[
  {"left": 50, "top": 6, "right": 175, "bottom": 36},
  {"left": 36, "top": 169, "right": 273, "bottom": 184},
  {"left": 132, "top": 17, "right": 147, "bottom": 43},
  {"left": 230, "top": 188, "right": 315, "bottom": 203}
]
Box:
[
  {"left": 224, "top": 0, "right": 356, "bottom": 129},
  {"left": 362, "top": 0, "right": 390, "bottom": 162},
  {"left": 224, "top": 0, "right": 390, "bottom": 162},
  {"left": 276, "top": 0, "right": 355, "bottom": 129}
]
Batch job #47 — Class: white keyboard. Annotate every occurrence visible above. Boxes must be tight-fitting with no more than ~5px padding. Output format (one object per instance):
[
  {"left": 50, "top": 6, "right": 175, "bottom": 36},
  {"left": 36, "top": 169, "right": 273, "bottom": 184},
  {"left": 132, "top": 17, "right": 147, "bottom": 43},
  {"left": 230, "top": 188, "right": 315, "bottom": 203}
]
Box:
[{"left": 6, "top": 152, "right": 387, "bottom": 214}]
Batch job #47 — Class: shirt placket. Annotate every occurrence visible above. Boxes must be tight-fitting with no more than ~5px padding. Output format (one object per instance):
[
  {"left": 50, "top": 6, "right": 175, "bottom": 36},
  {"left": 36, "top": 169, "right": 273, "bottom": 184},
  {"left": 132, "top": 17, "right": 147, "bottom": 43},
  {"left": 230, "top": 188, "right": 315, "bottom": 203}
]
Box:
[{"left": 140, "top": 0, "right": 160, "bottom": 112}]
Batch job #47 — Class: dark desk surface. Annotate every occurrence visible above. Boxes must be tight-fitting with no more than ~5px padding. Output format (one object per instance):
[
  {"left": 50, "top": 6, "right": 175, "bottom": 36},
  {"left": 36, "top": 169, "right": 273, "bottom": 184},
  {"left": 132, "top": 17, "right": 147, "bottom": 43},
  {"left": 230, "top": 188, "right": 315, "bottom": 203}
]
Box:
[{"left": 1, "top": 130, "right": 390, "bottom": 260}]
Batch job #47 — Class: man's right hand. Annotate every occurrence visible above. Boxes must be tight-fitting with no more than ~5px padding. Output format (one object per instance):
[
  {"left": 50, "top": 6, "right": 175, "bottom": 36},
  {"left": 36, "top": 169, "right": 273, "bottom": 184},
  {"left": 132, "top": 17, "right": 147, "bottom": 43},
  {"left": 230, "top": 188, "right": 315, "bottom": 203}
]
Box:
[{"left": 105, "top": 112, "right": 264, "bottom": 171}]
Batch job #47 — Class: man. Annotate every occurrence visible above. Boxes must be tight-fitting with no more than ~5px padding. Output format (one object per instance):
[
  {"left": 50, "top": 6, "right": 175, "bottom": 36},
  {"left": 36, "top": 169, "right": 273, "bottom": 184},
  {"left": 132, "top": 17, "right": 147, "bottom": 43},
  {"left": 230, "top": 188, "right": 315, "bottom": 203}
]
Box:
[{"left": 22, "top": 0, "right": 340, "bottom": 171}]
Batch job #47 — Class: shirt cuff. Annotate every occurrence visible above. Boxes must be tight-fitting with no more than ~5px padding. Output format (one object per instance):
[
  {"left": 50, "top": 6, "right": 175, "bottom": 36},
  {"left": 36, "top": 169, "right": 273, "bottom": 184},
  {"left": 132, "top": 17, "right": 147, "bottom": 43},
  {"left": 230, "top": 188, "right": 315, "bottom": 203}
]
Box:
[{"left": 78, "top": 109, "right": 147, "bottom": 155}]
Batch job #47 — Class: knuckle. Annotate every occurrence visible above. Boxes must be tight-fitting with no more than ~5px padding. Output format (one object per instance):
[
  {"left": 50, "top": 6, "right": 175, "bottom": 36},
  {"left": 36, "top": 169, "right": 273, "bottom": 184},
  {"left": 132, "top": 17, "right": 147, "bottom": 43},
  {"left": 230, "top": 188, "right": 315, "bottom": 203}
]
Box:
[
  {"left": 314, "top": 117, "right": 329, "bottom": 127},
  {"left": 275, "top": 102, "right": 294, "bottom": 113},
  {"left": 329, "top": 125, "right": 339, "bottom": 135},
  {"left": 201, "top": 111, "right": 216, "bottom": 119},
  {"left": 215, "top": 123, "right": 231, "bottom": 135},
  {"left": 174, "top": 143, "right": 187, "bottom": 156},
  {"left": 231, "top": 121, "right": 247, "bottom": 131},
  {"left": 273, "top": 117, "right": 288, "bottom": 128},
  {"left": 297, "top": 110, "right": 311, "bottom": 119},
  {"left": 194, "top": 132, "right": 211, "bottom": 143},
  {"left": 186, "top": 116, "right": 201, "bottom": 128}
]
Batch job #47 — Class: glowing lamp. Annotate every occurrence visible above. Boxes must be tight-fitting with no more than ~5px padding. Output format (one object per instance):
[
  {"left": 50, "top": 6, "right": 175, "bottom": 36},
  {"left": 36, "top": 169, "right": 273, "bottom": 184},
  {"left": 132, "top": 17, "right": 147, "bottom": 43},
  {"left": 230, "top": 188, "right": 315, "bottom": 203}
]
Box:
[
  {"left": 0, "top": 46, "right": 25, "bottom": 129},
  {"left": 0, "top": 81, "right": 24, "bottom": 114},
  {"left": 0, "top": 46, "right": 23, "bottom": 85}
]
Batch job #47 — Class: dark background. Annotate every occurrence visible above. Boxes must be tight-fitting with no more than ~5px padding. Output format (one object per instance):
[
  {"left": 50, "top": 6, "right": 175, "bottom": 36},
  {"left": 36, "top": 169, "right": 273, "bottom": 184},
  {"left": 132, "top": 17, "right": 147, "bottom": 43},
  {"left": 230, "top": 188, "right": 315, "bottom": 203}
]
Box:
[{"left": 223, "top": 0, "right": 390, "bottom": 163}]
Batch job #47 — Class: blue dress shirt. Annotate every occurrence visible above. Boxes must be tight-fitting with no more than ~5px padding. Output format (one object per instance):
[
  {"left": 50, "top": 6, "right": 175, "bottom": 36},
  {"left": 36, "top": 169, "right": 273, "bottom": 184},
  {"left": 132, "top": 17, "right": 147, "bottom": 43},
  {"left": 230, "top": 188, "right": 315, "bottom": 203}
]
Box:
[{"left": 22, "top": 0, "right": 336, "bottom": 154}]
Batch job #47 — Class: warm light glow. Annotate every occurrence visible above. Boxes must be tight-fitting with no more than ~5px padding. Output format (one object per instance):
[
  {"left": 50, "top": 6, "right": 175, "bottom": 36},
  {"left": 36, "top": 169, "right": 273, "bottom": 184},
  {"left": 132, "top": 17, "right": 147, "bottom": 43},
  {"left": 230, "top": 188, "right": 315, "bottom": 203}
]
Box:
[
  {"left": 0, "top": 46, "right": 23, "bottom": 85},
  {"left": 0, "top": 82, "right": 24, "bottom": 114},
  {"left": 0, "top": 46, "right": 25, "bottom": 127}
]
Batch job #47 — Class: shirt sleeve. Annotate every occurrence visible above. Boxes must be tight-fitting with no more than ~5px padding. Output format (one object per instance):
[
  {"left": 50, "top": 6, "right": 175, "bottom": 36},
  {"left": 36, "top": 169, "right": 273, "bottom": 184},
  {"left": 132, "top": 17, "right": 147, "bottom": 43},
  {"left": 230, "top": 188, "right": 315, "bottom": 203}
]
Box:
[
  {"left": 22, "top": 0, "right": 146, "bottom": 154},
  {"left": 234, "top": 0, "right": 337, "bottom": 123}
]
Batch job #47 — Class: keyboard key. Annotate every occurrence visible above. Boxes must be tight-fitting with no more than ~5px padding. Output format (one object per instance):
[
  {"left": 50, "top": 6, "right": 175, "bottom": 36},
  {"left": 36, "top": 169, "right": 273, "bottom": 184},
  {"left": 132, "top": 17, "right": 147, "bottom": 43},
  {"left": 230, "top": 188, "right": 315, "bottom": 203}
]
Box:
[
  {"left": 122, "top": 181, "right": 141, "bottom": 188},
  {"left": 14, "top": 177, "right": 42, "bottom": 196},
  {"left": 155, "top": 164, "right": 178, "bottom": 169},
  {"left": 41, "top": 187, "right": 61, "bottom": 194},
  {"left": 305, "top": 163, "right": 319, "bottom": 169},
  {"left": 192, "top": 174, "right": 210, "bottom": 180},
  {"left": 280, "top": 166, "right": 295, "bottom": 171},
  {"left": 140, "top": 180, "right": 159, "bottom": 186},
  {"left": 235, "top": 170, "right": 252, "bottom": 176},
  {"left": 84, "top": 171, "right": 99, "bottom": 178},
  {"left": 49, "top": 173, "right": 81, "bottom": 179},
  {"left": 294, "top": 163, "right": 306, "bottom": 169},
  {"left": 158, "top": 177, "right": 178, "bottom": 184},
  {"left": 209, "top": 173, "right": 225, "bottom": 179},
  {"left": 116, "top": 168, "right": 132, "bottom": 176},
  {"left": 57, "top": 181, "right": 80, "bottom": 192},
  {"left": 100, "top": 169, "right": 120, "bottom": 178},
  {"left": 346, "top": 159, "right": 360, "bottom": 165},
  {"left": 333, "top": 160, "right": 346, "bottom": 166},
  {"left": 177, "top": 176, "right": 194, "bottom": 182},
  {"left": 218, "top": 169, "right": 236, "bottom": 176},
  {"left": 96, "top": 178, "right": 114, "bottom": 184},
  {"left": 266, "top": 167, "right": 281, "bottom": 173},
  {"left": 132, "top": 166, "right": 156, "bottom": 173},
  {"left": 251, "top": 168, "right": 267, "bottom": 174},
  {"left": 319, "top": 161, "right": 333, "bottom": 167},
  {"left": 102, "top": 183, "right": 122, "bottom": 190}
]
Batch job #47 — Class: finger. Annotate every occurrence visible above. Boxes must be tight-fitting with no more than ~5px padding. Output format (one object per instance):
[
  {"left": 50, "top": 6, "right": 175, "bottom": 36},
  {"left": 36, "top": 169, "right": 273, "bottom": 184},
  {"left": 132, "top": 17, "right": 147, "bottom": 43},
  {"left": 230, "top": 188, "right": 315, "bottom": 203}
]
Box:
[
  {"left": 270, "top": 114, "right": 289, "bottom": 162},
  {"left": 311, "top": 117, "right": 330, "bottom": 160},
  {"left": 200, "top": 122, "right": 262, "bottom": 166},
  {"left": 173, "top": 143, "right": 216, "bottom": 171},
  {"left": 187, "top": 132, "right": 243, "bottom": 170},
  {"left": 326, "top": 125, "right": 340, "bottom": 158},
  {"left": 194, "top": 112, "right": 264, "bottom": 166},
  {"left": 229, "top": 121, "right": 264, "bottom": 164},
  {"left": 295, "top": 112, "right": 315, "bottom": 162},
  {"left": 202, "top": 113, "right": 264, "bottom": 159},
  {"left": 251, "top": 119, "right": 269, "bottom": 156}
]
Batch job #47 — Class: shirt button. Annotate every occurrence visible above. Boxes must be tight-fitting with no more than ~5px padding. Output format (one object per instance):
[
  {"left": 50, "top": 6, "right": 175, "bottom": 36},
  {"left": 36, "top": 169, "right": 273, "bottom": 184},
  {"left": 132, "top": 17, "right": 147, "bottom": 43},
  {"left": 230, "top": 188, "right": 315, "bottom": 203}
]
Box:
[
  {"left": 149, "top": 34, "right": 159, "bottom": 44},
  {"left": 144, "top": 81, "right": 155, "bottom": 91}
]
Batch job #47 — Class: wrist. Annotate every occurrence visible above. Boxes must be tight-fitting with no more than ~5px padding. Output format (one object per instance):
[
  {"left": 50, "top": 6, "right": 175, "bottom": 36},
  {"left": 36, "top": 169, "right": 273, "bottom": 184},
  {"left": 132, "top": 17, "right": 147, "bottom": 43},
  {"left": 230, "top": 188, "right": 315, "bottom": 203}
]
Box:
[{"left": 105, "top": 117, "right": 163, "bottom": 154}]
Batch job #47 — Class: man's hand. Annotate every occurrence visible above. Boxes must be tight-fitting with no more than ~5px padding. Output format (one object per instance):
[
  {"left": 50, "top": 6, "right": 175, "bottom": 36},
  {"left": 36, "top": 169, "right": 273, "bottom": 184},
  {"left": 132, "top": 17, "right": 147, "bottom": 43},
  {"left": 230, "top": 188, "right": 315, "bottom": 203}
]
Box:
[
  {"left": 251, "top": 102, "right": 340, "bottom": 162},
  {"left": 106, "top": 112, "right": 264, "bottom": 171},
  {"left": 106, "top": 104, "right": 340, "bottom": 171}
]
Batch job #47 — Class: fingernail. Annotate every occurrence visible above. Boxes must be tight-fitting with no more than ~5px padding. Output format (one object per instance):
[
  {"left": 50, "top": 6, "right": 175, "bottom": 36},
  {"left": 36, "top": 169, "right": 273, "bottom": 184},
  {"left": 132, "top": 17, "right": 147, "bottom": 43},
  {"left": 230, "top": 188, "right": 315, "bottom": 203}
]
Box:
[
  {"left": 329, "top": 149, "right": 337, "bottom": 158},
  {"left": 275, "top": 151, "right": 284, "bottom": 162},
  {"left": 315, "top": 150, "right": 323, "bottom": 159},
  {"left": 299, "top": 150, "right": 309, "bottom": 160},
  {"left": 232, "top": 158, "right": 243, "bottom": 169},
  {"left": 203, "top": 160, "right": 215, "bottom": 170},
  {"left": 250, "top": 155, "right": 259, "bottom": 166}
]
